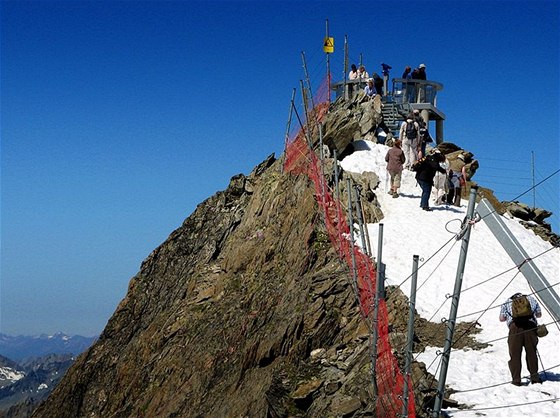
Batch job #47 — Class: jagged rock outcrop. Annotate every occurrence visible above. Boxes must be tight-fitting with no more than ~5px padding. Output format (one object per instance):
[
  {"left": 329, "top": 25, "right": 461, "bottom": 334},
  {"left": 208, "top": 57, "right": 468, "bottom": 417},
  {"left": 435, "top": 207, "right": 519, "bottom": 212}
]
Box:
[
  {"left": 32, "top": 153, "right": 382, "bottom": 417},
  {"left": 323, "top": 92, "right": 384, "bottom": 157}
]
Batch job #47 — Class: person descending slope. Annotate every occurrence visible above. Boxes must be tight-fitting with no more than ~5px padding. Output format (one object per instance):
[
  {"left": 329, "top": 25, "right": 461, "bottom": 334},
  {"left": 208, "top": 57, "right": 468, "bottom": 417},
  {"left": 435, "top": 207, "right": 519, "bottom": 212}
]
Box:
[
  {"left": 413, "top": 151, "right": 446, "bottom": 211},
  {"left": 385, "top": 139, "right": 406, "bottom": 198}
]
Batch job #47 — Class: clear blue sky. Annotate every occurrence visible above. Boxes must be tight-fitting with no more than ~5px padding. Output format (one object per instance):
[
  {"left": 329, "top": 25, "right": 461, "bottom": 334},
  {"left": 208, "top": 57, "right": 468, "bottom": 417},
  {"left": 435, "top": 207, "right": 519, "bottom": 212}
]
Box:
[{"left": 1, "top": 1, "right": 558, "bottom": 336}]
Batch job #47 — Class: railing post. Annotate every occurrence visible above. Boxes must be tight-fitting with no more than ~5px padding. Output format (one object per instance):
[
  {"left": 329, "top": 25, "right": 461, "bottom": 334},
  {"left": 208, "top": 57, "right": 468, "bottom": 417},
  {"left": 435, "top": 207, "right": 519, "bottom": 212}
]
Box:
[
  {"left": 432, "top": 186, "right": 479, "bottom": 417},
  {"left": 346, "top": 178, "right": 360, "bottom": 301},
  {"left": 402, "top": 255, "right": 419, "bottom": 418},
  {"left": 371, "top": 223, "right": 384, "bottom": 400}
]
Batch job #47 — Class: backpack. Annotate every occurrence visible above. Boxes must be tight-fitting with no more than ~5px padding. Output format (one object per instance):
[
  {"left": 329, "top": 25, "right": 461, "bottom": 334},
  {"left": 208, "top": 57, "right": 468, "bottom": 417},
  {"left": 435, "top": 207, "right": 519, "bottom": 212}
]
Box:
[
  {"left": 411, "top": 156, "right": 427, "bottom": 172},
  {"left": 419, "top": 124, "right": 433, "bottom": 143},
  {"left": 511, "top": 293, "right": 535, "bottom": 328},
  {"left": 405, "top": 121, "right": 417, "bottom": 139},
  {"left": 511, "top": 294, "right": 532, "bottom": 317}
]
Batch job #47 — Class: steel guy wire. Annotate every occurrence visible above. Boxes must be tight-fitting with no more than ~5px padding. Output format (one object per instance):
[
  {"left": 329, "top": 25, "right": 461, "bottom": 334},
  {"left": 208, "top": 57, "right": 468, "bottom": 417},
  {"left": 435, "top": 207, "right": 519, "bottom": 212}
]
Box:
[
  {"left": 387, "top": 233, "right": 457, "bottom": 301},
  {"left": 456, "top": 319, "right": 558, "bottom": 347},
  {"left": 476, "top": 168, "right": 560, "bottom": 225},
  {"left": 449, "top": 269, "right": 521, "bottom": 349},
  {"left": 460, "top": 245, "right": 558, "bottom": 295},
  {"left": 446, "top": 397, "right": 560, "bottom": 414},
  {"left": 456, "top": 281, "right": 560, "bottom": 320},
  {"left": 416, "top": 238, "right": 460, "bottom": 294},
  {"left": 452, "top": 362, "right": 560, "bottom": 393}
]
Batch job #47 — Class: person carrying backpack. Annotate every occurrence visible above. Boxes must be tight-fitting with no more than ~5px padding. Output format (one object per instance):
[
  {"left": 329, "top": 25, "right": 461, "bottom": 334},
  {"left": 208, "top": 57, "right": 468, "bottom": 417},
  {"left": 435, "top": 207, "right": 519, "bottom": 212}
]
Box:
[
  {"left": 499, "top": 293, "right": 543, "bottom": 385},
  {"left": 399, "top": 117, "right": 420, "bottom": 170}
]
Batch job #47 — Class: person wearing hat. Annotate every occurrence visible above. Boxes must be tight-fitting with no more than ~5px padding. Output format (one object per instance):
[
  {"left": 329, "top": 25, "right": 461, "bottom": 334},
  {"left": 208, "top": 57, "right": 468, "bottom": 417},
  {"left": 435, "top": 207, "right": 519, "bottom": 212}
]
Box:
[
  {"left": 412, "top": 64, "right": 427, "bottom": 80},
  {"left": 412, "top": 64, "right": 427, "bottom": 102},
  {"left": 447, "top": 153, "right": 468, "bottom": 206}
]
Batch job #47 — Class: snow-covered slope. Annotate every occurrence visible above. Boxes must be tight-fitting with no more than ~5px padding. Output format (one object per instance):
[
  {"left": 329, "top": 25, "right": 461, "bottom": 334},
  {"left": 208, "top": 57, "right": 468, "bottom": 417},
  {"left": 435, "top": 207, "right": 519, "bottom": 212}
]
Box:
[{"left": 341, "top": 141, "right": 559, "bottom": 417}]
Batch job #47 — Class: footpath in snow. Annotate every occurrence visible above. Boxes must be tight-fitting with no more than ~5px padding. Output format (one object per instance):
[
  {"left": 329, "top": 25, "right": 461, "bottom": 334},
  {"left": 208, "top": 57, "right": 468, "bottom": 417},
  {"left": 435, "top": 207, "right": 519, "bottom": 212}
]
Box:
[{"left": 340, "top": 141, "right": 559, "bottom": 418}]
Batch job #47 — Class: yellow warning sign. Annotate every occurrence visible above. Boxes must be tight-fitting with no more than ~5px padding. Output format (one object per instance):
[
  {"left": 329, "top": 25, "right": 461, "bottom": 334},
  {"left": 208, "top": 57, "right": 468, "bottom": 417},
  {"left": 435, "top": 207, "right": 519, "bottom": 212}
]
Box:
[{"left": 323, "top": 37, "right": 334, "bottom": 54}]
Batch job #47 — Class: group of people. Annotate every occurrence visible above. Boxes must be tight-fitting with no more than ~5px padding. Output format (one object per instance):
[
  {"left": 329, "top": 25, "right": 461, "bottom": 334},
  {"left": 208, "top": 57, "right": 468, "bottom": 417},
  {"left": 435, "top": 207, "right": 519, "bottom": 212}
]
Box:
[
  {"left": 349, "top": 64, "right": 385, "bottom": 98},
  {"left": 398, "top": 109, "right": 432, "bottom": 169},
  {"left": 385, "top": 142, "right": 547, "bottom": 384},
  {"left": 384, "top": 141, "right": 467, "bottom": 211},
  {"left": 348, "top": 64, "right": 369, "bottom": 80},
  {"left": 348, "top": 62, "right": 428, "bottom": 103},
  {"left": 384, "top": 62, "right": 546, "bottom": 387},
  {"left": 402, "top": 63, "right": 427, "bottom": 80},
  {"left": 402, "top": 63, "right": 427, "bottom": 103}
]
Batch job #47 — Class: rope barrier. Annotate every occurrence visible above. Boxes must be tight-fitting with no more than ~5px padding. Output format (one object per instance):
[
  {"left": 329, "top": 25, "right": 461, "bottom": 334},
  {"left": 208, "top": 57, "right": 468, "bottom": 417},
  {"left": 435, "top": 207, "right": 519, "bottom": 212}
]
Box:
[{"left": 284, "top": 75, "right": 416, "bottom": 418}]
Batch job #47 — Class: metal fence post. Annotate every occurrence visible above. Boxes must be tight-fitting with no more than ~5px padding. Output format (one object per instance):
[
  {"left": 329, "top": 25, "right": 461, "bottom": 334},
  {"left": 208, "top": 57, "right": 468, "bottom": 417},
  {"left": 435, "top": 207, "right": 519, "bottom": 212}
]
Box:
[
  {"left": 403, "top": 255, "right": 419, "bottom": 418},
  {"left": 432, "top": 186, "right": 479, "bottom": 417}
]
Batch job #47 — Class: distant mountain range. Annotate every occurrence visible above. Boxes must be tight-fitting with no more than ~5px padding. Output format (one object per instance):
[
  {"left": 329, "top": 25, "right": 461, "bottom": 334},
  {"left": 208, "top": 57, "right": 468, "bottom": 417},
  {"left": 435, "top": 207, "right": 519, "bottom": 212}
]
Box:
[
  {"left": 0, "top": 333, "right": 97, "bottom": 416},
  {"left": 0, "top": 353, "right": 75, "bottom": 416},
  {"left": 0, "top": 332, "right": 97, "bottom": 362}
]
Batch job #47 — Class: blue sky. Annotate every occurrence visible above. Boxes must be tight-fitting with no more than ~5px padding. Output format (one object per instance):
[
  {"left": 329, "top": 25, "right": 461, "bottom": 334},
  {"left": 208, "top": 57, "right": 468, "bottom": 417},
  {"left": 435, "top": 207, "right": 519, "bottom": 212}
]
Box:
[{"left": 1, "top": 0, "right": 558, "bottom": 336}]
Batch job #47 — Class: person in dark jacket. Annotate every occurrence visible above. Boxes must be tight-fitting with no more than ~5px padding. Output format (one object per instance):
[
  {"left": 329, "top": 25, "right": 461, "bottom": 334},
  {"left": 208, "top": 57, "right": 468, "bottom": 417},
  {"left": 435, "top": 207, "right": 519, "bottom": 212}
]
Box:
[
  {"left": 402, "top": 66, "right": 414, "bottom": 103},
  {"left": 411, "top": 64, "right": 427, "bottom": 102},
  {"left": 411, "top": 63, "right": 427, "bottom": 80},
  {"left": 402, "top": 66, "right": 412, "bottom": 79},
  {"left": 373, "top": 73, "right": 384, "bottom": 95},
  {"left": 415, "top": 152, "right": 446, "bottom": 211}
]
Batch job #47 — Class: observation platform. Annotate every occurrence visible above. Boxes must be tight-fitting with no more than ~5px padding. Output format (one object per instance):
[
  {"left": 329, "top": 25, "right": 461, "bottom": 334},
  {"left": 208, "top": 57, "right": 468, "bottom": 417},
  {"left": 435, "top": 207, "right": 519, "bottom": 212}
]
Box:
[{"left": 331, "top": 78, "right": 447, "bottom": 143}]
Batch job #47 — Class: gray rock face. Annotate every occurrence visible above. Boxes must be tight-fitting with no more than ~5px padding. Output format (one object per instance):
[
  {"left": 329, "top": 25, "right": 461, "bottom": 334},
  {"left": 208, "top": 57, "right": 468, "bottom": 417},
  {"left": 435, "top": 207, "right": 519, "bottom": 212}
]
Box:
[
  {"left": 32, "top": 152, "right": 379, "bottom": 417},
  {"left": 323, "top": 94, "right": 384, "bottom": 156}
]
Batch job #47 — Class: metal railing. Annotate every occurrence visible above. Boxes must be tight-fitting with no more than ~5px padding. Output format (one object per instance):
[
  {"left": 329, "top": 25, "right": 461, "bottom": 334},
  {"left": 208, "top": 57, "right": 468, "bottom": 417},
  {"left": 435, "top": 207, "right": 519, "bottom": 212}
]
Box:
[
  {"left": 331, "top": 77, "right": 444, "bottom": 107},
  {"left": 391, "top": 78, "right": 443, "bottom": 106}
]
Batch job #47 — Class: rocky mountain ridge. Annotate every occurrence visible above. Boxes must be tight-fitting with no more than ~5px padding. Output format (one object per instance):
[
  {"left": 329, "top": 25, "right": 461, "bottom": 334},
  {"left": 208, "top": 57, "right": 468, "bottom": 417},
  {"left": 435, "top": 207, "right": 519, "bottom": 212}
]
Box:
[{"left": 30, "top": 95, "right": 557, "bottom": 418}]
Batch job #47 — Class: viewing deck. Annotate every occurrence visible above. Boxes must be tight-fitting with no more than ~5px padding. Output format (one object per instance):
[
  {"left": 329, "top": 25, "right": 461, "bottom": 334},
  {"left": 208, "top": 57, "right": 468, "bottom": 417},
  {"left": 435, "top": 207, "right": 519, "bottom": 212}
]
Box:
[{"left": 331, "top": 77, "right": 446, "bottom": 142}]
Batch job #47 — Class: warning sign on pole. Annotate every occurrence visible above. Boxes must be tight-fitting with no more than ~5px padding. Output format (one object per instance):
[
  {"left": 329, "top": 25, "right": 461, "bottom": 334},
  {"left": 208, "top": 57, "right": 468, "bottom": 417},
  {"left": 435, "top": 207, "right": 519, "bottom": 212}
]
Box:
[{"left": 323, "top": 37, "right": 334, "bottom": 54}]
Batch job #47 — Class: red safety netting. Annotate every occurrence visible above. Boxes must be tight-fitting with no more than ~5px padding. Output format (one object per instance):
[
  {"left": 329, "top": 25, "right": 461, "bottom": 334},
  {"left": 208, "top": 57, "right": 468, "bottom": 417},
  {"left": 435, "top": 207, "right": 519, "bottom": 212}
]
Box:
[{"left": 283, "top": 76, "right": 416, "bottom": 418}]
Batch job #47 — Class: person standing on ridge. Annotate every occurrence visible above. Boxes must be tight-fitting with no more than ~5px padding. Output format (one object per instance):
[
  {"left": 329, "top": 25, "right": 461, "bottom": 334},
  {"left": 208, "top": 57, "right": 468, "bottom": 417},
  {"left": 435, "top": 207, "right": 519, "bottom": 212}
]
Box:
[
  {"left": 447, "top": 154, "right": 467, "bottom": 206},
  {"left": 499, "top": 293, "right": 543, "bottom": 385},
  {"left": 385, "top": 139, "right": 406, "bottom": 198},
  {"left": 402, "top": 66, "right": 412, "bottom": 79},
  {"left": 432, "top": 150, "right": 449, "bottom": 205},
  {"left": 373, "top": 73, "right": 384, "bottom": 95},
  {"left": 414, "top": 152, "right": 446, "bottom": 211},
  {"left": 412, "top": 64, "right": 427, "bottom": 102},
  {"left": 402, "top": 66, "right": 414, "bottom": 103},
  {"left": 399, "top": 116, "right": 420, "bottom": 169}
]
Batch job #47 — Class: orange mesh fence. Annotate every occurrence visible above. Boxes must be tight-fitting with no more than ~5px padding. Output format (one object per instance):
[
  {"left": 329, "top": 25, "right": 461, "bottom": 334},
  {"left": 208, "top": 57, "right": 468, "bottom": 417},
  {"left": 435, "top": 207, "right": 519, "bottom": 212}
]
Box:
[{"left": 283, "top": 76, "right": 415, "bottom": 418}]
